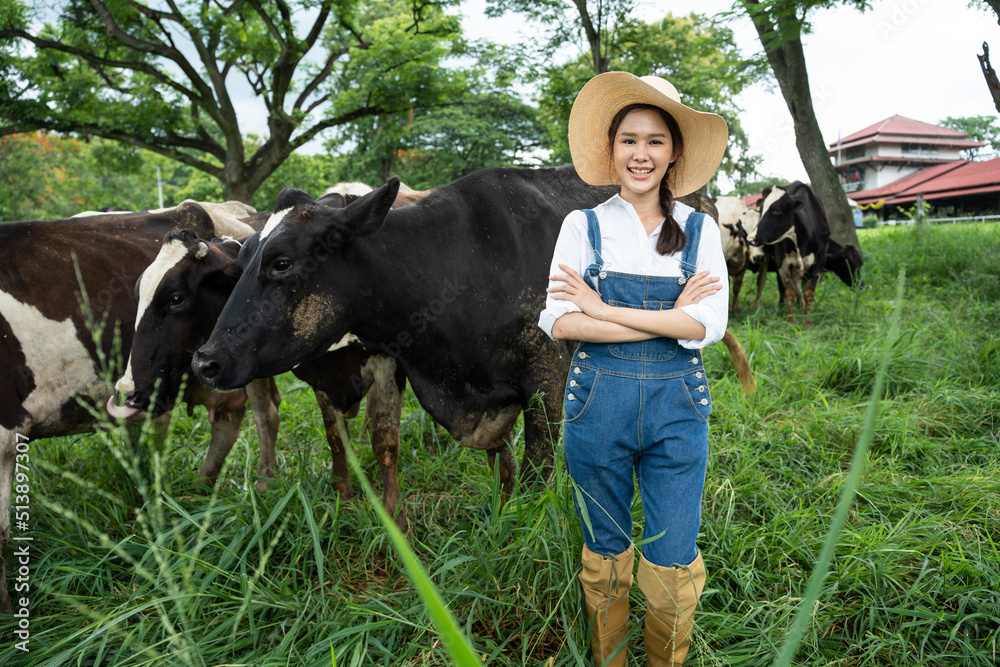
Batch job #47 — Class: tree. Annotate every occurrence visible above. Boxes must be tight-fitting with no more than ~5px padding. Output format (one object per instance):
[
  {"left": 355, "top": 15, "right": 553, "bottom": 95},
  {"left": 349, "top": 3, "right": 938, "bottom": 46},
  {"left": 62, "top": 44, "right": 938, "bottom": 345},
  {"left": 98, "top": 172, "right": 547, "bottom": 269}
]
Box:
[
  {"left": 740, "top": 0, "right": 865, "bottom": 247},
  {"left": 0, "top": 132, "right": 178, "bottom": 220},
  {"left": 487, "top": 0, "right": 637, "bottom": 74},
  {"left": 533, "top": 12, "right": 762, "bottom": 193},
  {"left": 940, "top": 115, "right": 1000, "bottom": 160},
  {"left": 326, "top": 39, "right": 547, "bottom": 189},
  {"left": 0, "top": 0, "right": 466, "bottom": 203}
]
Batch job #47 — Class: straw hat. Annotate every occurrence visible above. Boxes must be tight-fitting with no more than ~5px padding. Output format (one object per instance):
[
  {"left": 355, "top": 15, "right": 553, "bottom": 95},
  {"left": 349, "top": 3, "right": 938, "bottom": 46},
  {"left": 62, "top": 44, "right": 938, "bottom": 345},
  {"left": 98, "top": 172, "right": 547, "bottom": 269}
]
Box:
[{"left": 568, "top": 71, "right": 729, "bottom": 196}]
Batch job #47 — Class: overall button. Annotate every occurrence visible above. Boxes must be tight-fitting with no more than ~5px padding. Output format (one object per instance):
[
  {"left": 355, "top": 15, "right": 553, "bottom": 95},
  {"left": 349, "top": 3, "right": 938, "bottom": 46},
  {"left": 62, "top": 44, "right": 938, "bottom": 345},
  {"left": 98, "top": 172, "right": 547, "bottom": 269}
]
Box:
[
  {"left": 690, "top": 357, "right": 699, "bottom": 364},
  {"left": 699, "top": 398, "right": 708, "bottom": 405},
  {"left": 570, "top": 380, "right": 579, "bottom": 387},
  {"left": 573, "top": 367, "right": 582, "bottom": 375},
  {"left": 567, "top": 393, "right": 577, "bottom": 401},
  {"left": 678, "top": 276, "right": 687, "bottom": 285},
  {"left": 698, "top": 385, "right": 706, "bottom": 392},
  {"left": 599, "top": 271, "right": 607, "bottom": 279},
  {"left": 578, "top": 352, "right": 588, "bottom": 359},
  {"left": 695, "top": 372, "right": 703, "bottom": 378}
]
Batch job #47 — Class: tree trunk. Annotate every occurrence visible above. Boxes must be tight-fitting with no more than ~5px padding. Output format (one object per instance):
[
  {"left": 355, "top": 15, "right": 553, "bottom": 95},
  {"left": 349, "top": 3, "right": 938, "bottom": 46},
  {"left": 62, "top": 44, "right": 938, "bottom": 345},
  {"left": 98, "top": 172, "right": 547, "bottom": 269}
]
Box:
[
  {"left": 744, "top": 1, "right": 860, "bottom": 248},
  {"left": 977, "top": 42, "right": 1000, "bottom": 114}
]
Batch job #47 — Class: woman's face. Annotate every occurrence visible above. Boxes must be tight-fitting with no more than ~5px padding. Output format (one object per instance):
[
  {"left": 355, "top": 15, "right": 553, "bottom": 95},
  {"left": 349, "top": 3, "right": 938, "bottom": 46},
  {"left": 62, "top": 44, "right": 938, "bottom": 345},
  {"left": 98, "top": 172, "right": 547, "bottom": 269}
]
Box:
[{"left": 612, "top": 108, "right": 676, "bottom": 202}]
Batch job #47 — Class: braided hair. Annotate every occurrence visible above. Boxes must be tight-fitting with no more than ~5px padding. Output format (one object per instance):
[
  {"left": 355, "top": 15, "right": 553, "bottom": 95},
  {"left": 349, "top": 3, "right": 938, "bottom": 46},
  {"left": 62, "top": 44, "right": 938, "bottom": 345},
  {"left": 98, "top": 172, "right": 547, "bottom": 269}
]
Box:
[{"left": 607, "top": 104, "right": 686, "bottom": 256}]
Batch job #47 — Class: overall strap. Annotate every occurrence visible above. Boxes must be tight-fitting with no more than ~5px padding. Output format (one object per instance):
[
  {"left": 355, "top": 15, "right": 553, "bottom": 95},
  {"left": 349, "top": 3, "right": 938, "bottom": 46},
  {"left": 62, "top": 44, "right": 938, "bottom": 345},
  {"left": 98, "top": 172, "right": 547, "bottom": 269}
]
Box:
[
  {"left": 583, "top": 209, "right": 606, "bottom": 288},
  {"left": 678, "top": 212, "right": 706, "bottom": 284}
]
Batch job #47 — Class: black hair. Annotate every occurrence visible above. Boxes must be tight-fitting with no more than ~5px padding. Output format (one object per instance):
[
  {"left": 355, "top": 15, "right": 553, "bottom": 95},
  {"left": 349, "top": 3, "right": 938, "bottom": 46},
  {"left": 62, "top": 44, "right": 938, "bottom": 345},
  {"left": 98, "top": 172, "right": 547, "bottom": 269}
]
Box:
[{"left": 607, "top": 104, "right": 686, "bottom": 255}]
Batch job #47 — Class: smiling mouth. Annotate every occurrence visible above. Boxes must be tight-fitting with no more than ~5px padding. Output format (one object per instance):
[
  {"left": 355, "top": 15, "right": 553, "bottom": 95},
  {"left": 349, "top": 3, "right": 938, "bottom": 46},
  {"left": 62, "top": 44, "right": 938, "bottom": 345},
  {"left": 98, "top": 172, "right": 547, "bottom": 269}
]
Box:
[{"left": 628, "top": 167, "right": 653, "bottom": 175}]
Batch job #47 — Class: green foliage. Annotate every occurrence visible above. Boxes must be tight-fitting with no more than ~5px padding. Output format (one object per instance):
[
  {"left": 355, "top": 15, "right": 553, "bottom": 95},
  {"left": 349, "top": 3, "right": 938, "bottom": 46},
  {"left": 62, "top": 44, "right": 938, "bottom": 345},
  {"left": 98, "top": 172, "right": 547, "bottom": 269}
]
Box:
[
  {"left": 0, "top": 133, "right": 170, "bottom": 219},
  {"left": 0, "top": 0, "right": 474, "bottom": 202},
  {"left": 2, "top": 223, "right": 999, "bottom": 665},
  {"left": 894, "top": 198, "right": 933, "bottom": 223},
  {"left": 940, "top": 115, "right": 1000, "bottom": 159},
  {"left": 533, "top": 12, "right": 760, "bottom": 191}
]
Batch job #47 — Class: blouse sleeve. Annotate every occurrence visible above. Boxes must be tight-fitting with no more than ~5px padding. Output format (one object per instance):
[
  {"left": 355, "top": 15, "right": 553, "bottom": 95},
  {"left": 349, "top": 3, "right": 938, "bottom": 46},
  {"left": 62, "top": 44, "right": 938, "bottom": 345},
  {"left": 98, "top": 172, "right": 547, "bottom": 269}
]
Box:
[
  {"left": 537, "top": 210, "right": 591, "bottom": 339},
  {"left": 677, "top": 213, "right": 730, "bottom": 349}
]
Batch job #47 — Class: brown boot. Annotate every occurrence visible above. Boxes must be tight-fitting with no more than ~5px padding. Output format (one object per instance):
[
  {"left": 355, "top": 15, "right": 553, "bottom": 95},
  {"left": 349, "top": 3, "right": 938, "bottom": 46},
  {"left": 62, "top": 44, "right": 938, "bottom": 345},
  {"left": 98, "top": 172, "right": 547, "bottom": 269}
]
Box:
[
  {"left": 636, "top": 552, "right": 706, "bottom": 666},
  {"left": 579, "top": 544, "right": 635, "bottom": 666}
]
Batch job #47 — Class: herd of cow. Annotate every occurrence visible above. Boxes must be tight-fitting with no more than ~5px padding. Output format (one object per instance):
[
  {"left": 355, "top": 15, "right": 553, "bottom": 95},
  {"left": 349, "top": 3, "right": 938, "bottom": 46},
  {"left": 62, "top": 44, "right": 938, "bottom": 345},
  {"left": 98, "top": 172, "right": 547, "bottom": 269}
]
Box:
[{"left": 0, "top": 165, "right": 861, "bottom": 613}]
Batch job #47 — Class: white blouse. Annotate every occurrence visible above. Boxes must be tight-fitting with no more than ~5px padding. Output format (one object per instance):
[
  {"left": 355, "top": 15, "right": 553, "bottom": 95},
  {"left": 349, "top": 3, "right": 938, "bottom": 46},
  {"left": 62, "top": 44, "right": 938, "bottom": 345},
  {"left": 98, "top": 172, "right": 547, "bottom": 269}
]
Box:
[{"left": 538, "top": 194, "right": 729, "bottom": 349}]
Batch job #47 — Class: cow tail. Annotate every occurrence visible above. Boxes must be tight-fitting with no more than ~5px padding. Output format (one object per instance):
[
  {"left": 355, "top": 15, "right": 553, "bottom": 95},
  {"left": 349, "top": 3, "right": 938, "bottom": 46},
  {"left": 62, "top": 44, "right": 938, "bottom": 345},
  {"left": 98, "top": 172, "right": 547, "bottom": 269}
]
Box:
[{"left": 721, "top": 329, "right": 756, "bottom": 393}]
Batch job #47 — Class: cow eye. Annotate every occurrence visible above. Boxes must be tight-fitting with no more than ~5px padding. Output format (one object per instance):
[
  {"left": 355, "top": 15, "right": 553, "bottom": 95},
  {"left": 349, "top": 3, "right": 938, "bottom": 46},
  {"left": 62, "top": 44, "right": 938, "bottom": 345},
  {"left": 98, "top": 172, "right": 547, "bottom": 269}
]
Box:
[
  {"left": 271, "top": 258, "right": 293, "bottom": 274},
  {"left": 168, "top": 293, "right": 185, "bottom": 309}
]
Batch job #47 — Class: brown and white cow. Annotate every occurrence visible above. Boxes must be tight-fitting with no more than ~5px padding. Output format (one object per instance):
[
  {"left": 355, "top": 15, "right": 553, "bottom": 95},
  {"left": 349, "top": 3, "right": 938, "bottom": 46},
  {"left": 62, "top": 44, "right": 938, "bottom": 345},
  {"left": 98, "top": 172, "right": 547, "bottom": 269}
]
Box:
[{"left": 0, "top": 202, "right": 260, "bottom": 614}]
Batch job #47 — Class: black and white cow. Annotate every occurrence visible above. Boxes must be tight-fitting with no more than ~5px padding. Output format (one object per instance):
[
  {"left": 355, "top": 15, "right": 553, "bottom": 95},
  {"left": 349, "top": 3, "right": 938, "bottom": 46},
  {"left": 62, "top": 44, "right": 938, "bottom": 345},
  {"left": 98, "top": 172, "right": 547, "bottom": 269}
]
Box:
[
  {"left": 112, "top": 181, "right": 431, "bottom": 526},
  {"left": 714, "top": 196, "right": 762, "bottom": 314},
  {"left": 189, "top": 167, "right": 755, "bottom": 517},
  {"left": 749, "top": 182, "right": 832, "bottom": 321},
  {"left": 746, "top": 184, "right": 864, "bottom": 317},
  {"left": 0, "top": 202, "right": 259, "bottom": 614}
]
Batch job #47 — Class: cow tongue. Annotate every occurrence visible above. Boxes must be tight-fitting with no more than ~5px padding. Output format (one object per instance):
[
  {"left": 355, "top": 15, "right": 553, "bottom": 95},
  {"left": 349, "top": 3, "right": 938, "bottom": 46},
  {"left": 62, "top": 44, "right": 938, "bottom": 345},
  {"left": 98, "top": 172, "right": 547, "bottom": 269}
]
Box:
[{"left": 106, "top": 395, "right": 140, "bottom": 420}]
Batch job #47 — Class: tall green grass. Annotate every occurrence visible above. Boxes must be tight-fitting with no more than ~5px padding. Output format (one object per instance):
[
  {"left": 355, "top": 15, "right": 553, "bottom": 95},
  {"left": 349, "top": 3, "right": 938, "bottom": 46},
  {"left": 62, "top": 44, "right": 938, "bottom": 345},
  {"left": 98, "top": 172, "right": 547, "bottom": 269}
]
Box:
[{"left": 2, "top": 222, "right": 998, "bottom": 666}]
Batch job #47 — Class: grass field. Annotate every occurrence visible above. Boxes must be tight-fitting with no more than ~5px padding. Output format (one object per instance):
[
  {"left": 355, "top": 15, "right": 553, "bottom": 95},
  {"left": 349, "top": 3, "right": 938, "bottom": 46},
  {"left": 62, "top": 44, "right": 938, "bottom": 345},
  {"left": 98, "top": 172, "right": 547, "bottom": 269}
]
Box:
[{"left": 2, "top": 222, "right": 998, "bottom": 666}]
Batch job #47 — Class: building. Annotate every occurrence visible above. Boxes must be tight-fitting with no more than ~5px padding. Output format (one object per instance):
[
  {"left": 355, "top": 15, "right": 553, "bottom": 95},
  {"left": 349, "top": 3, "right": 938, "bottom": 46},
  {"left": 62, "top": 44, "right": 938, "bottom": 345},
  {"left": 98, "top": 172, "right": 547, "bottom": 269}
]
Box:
[
  {"left": 829, "top": 116, "right": 1000, "bottom": 217},
  {"left": 830, "top": 115, "right": 984, "bottom": 194}
]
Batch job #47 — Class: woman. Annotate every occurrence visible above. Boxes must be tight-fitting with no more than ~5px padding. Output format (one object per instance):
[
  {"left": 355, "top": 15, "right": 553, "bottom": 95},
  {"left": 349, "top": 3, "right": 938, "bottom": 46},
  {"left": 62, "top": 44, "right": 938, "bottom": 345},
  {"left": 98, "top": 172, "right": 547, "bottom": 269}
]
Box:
[{"left": 537, "top": 72, "right": 729, "bottom": 666}]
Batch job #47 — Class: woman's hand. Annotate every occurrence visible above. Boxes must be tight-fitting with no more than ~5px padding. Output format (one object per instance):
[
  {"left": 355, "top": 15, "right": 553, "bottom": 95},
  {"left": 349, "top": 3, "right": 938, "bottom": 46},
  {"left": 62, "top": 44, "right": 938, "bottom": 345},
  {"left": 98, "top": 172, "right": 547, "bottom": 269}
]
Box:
[
  {"left": 674, "top": 270, "right": 722, "bottom": 309},
  {"left": 547, "top": 263, "right": 610, "bottom": 320}
]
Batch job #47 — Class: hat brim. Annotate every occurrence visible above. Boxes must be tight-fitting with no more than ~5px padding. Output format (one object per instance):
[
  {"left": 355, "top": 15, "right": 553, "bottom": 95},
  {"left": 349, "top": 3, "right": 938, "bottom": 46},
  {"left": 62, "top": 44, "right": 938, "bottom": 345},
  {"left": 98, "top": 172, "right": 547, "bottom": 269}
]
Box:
[{"left": 568, "top": 72, "right": 729, "bottom": 197}]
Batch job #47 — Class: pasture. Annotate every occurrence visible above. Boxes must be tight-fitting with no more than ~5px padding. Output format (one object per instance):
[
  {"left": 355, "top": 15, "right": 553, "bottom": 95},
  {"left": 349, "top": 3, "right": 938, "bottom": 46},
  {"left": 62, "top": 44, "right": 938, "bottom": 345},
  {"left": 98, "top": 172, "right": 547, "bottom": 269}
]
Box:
[{"left": 1, "top": 222, "right": 998, "bottom": 666}]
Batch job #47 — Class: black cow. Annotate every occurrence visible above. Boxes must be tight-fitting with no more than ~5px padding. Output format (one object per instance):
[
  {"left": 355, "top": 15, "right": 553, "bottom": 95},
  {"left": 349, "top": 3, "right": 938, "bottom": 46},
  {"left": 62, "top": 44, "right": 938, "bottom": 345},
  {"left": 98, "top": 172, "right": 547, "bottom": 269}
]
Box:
[
  {"left": 0, "top": 203, "right": 259, "bottom": 614},
  {"left": 189, "top": 166, "right": 755, "bottom": 517}
]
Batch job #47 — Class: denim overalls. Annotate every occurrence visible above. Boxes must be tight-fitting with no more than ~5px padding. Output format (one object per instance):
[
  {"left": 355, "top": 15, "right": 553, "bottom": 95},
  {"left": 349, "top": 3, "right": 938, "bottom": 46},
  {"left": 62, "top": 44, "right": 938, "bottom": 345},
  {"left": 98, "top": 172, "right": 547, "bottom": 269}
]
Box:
[{"left": 563, "top": 209, "right": 712, "bottom": 568}]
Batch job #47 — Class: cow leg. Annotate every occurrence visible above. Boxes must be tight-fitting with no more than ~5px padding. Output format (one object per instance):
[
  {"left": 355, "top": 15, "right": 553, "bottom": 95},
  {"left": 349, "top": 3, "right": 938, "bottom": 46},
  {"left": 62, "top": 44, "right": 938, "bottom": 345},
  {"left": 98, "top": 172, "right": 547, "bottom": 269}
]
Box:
[
  {"left": 245, "top": 377, "right": 281, "bottom": 491},
  {"left": 731, "top": 268, "right": 745, "bottom": 314},
  {"left": 519, "top": 370, "right": 562, "bottom": 486},
  {"left": 777, "top": 261, "right": 799, "bottom": 323},
  {"left": 486, "top": 437, "right": 517, "bottom": 502},
  {"left": 0, "top": 425, "right": 23, "bottom": 615},
  {"left": 197, "top": 405, "right": 245, "bottom": 489},
  {"left": 365, "top": 357, "right": 406, "bottom": 531},
  {"left": 752, "top": 264, "right": 768, "bottom": 310},
  {"left": 314, "top": 390, "right": 353, "bottom": 498},
  {"left": 803, "top": 267, "right": 824, "bottom": 317}
]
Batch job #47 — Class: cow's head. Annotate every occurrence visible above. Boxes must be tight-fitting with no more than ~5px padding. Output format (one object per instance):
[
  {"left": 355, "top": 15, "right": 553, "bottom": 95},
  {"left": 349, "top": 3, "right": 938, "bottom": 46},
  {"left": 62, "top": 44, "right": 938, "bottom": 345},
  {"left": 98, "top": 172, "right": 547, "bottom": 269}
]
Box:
[
  {"left": 738, "top": 209, "right": 766, "bottom": 266},
  {"left": 110, "top": 230, "right": 244, "bottom": 418},
  {"left": 749, "top": 185, "right": 801, "bottom": 247},
  {"left": 191, "top": 178, "right": 400, "bottom": 389}
]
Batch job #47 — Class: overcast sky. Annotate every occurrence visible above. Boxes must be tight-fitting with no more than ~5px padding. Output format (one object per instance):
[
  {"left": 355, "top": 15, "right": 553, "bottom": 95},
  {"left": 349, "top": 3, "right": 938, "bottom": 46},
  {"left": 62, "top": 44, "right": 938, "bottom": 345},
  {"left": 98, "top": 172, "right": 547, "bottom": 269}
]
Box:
[{"left": 460, "top": 0, "right": 1000, "bottom": 189}]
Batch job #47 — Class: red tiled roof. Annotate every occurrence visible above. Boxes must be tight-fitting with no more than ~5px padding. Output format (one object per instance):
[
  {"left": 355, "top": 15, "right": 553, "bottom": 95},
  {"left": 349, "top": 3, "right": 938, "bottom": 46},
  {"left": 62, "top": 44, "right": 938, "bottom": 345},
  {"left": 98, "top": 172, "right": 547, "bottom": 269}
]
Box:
[
  {"left": 829, "top": 115, "right": 984, "bottom": 153},
  {"left": 846, "top": 158, "right": 1000, "bottom": 205}
]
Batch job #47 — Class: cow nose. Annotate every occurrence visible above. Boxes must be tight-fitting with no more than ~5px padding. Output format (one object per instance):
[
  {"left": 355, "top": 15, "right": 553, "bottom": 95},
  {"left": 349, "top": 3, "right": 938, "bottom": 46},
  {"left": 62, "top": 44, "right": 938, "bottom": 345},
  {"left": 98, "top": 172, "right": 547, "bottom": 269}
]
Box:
[{"left": 193, "top": 354, "right": 221, "bottom": 381}]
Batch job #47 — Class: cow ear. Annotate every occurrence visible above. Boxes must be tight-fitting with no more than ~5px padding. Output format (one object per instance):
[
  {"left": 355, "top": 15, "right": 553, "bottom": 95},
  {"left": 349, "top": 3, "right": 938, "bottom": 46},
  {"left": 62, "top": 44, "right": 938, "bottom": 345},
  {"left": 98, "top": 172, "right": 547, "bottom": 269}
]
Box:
[
  {"left": 790, "top": 199, "right": 805, "bottom": 213},
  {"left": 195, "top": 241, "right": 209, "bottom": 259},
  {"left": 275, "top": 187, "right": 314, "bottom": 212},
  {"left": 344, "top": 176, "right": 400, "bottom": 237}
]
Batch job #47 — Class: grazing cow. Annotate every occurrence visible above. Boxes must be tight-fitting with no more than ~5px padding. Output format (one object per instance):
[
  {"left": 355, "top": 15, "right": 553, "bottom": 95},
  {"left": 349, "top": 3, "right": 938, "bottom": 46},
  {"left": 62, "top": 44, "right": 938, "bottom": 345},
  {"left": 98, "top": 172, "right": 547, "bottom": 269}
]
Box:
[
  {"left": 748, "top": 182, "right": 833, "bottom": 321},
  {"left": 714, "top": 196, "right": 757, "bottom": 314},
  {"left": 112, "top": 181, "right": 431, "bottom": 525},
  {"left": 0, "top": 203, "right": 258, "bottom": 614},
  {"left": 190, "top": 167, "right": 755, "bottom": 520}
]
